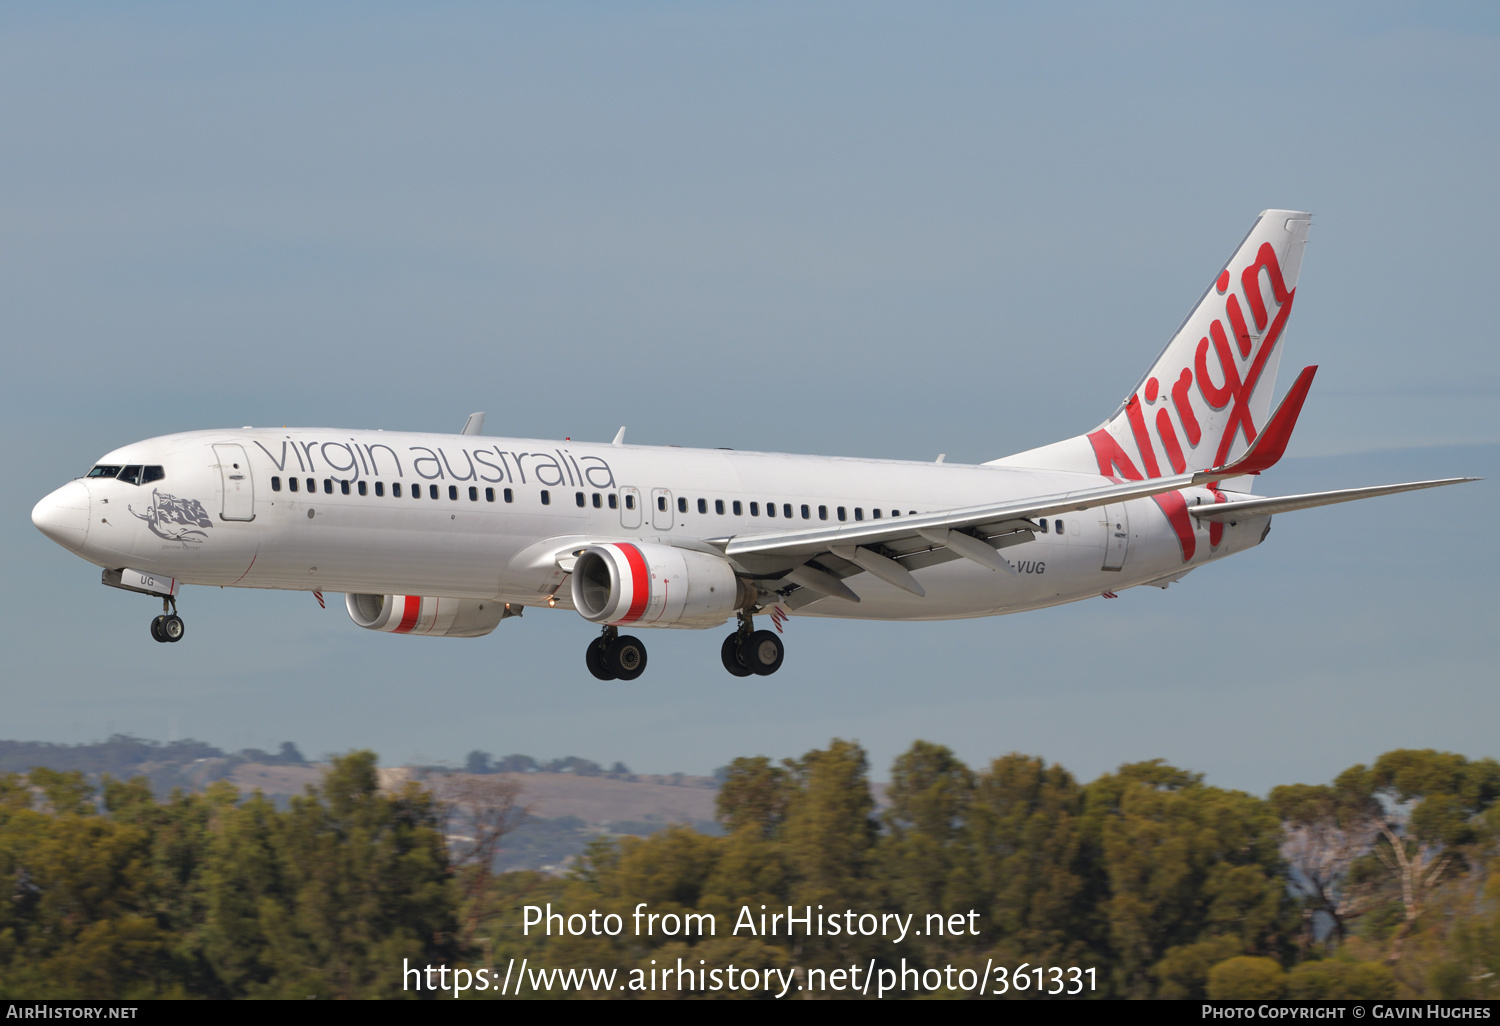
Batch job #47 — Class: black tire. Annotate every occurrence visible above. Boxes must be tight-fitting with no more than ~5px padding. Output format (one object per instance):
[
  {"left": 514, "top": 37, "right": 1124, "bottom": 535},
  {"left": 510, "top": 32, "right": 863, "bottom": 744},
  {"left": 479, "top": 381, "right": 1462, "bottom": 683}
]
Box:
[
  {"left": 720, "top": 633, "right": 752, "bottom": 677},
  {"left": 608, "top": 635, "right": 648, "bottom": 681},
  {"left": 162, "top": 614, "right": 185, "bottom": 643},
  {"left": 586, "top": 639, "right": 616, "bottom": 680},
  {"left": 744, "top": 630, "right": 784, "bottom": 676},
  {"left": 150, "top": 615, "right": 168, "bottom": 643}
]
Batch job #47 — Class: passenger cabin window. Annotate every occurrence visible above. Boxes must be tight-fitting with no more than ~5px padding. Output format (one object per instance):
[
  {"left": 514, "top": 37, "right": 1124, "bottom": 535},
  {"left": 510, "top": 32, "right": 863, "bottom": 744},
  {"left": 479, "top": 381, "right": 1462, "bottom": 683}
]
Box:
[
  {"left": 540, "top": 490, "right": 550, "bottom": 505},
  {"left": 271, "top": 476, "right": 282, "bottom": 492},
  {"left": 575, "top": 491, "right": 585, "bottom": 507},
  {"left": 429, "top": 484, "right": 439, "bottom": 500},
  {"left": 697, "top": 498, "right": 707, "bottom": 514},
  {"left": 289, "top": 477, "right": 299, "bottom": 492},
  {"left": 1055, "top": 519, "right": 1064, "bottom": 535},
  {"left": 341, "top": 480, "right": 351, "bottom": 495},
  {"left": 838, "top": 507, "right": 846, "bottom": 521},
  {"left": 783, "top": 504, "right": 793, "bottom": 519},
  {"left": 358, "top": 481, "right": 368, "bottom": 496},
  {"left": 622, "top": 494, "right": 632, "bottom": 510},
  {"left": 872, "top": 509, "right": 881, "bottom": 519},
  {"left": 392, "top": 482, "right": 401, "bottom": 497},
  {"left": 818, "top": 505, "right": 828, "bottom": 520},
  {"left": 657, "top": 496, "right": 667, "bottom": 511},
  {"left": 732, "top": 500, "right": 742, "bottom": 515},
  {"left": 854, "top": 508, "right": 864, "bottom": 521},
  {"left": 469, "top": 486, "right": 479, "bottom": 501},
  {"left": 800, "top": 504, "right": 810, "bottom": 520},
  {"left": 715, "top": 499, "right": 724, "bottom": 515},
  {"left": 485, "top": 487, "right": 494, "bottom": 501},
  {"left": 324, "top": 479, "right": 334, "bottom": 495},
  {"left": 504, "top": 488, "right": 513, "bottom": 502},
  {"left": 87, "top": 465, "right": 122, "bottom": 479},
  {"left": 449, "top": 485, "right": 459, "bottom": 500},
  {"left": 375, "top": 482, "right": 384, "bottom": 497},
  {"left": 592, "top": 493, "right": 601, "bottom": 508},
  {"left": 1038, "top": 518, "right": 1048, "bottom": 533},
  {"left": 143, "top": 466, "right": 165, "bottom": 483},
  {"left": 306, "top": 478, "right": 315, "bottom": 493},
  {"left": 608, "top": 494, "right": 617, "bottom": 509},
  {"left": 678, "top": 497, "right": 688, "bottom": 513},
  {"left": 766, "top": 503, "right": 776, "bottom": 518}
]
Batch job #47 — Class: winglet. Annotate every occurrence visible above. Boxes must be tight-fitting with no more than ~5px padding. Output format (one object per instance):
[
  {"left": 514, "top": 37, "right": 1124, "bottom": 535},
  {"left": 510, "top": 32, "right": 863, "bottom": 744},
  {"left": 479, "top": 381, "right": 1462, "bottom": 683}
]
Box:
[
  {"left": 1193, "top": 366, "right": 1316, "bottom": 483},
  {"left": 461, "top": 412, "right": 485, "bottom": 436}
]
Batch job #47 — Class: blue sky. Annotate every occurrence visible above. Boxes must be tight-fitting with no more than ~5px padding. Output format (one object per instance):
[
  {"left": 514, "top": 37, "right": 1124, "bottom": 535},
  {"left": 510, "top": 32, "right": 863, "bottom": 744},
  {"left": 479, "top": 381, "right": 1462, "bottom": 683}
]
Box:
[{"left": 3, "top": 3, "right": 1496, "bottom": 792}]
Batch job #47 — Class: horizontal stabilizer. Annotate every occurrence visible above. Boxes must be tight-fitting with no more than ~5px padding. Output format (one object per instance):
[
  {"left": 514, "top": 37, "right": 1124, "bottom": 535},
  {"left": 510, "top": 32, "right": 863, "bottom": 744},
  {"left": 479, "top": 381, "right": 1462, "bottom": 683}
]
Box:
[{"left": 1191, "top": 477, "right": 1478, "bottom": 522}]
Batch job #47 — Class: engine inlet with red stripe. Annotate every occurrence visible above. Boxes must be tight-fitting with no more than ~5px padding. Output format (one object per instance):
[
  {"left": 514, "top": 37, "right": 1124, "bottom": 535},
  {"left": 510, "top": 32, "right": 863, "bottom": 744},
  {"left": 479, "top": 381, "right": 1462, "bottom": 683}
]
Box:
[
  {"left": 344, "top": 592, "right": 507, "bottom": 638},
  {"left": 570, "top": 541, "right": 742, "bottom": 629}
]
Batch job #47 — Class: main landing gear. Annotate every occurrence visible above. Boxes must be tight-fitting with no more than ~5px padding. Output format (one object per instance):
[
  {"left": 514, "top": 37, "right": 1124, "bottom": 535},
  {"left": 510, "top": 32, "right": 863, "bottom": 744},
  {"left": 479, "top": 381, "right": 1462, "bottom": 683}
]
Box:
[
  {"left": 585, "top": 626, "right": 647, "bottom": 681},
  {"left": 721, "top": 611, "right": 784, "bottom": 677},
  {"left": 149, "top": 596, "right": 185, "bottom": 644}
]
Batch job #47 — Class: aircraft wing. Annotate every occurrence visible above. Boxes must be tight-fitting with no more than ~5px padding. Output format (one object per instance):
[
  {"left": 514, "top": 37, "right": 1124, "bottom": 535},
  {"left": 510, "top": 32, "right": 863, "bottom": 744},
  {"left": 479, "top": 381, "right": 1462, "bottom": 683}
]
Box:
[
  {"left": 1190, "top": 478, "right": 1477, "bottom": 523},
  {"left": 722, "top": 471, "right": 1209, "bottom": 561},
  {"left": 719, "top": 367, "right": 1319, "bottom": 573}
]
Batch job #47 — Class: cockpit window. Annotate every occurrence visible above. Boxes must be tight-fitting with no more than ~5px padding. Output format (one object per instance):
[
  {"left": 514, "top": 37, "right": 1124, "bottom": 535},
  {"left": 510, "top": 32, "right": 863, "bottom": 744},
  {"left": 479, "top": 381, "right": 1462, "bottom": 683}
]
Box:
[
  {"left": 142, "top": 466, "right": 165, "bottom": 483},
  {"left": 87, "top": 465, "right": 122, "bottom": 479},
  {"left": 117, "top": 465, "right": 144, "bottom": 485}
]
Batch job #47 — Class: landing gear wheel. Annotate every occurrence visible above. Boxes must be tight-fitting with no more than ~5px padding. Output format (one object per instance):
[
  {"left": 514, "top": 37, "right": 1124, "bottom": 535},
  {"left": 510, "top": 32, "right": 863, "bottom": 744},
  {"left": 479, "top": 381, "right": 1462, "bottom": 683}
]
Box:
[
  {"left": 743, "top": 630, "right": 784, "bottom": 676},
  {"left": 607, "top": 635, "right": 647, "bottom": 681},
  {"left": 720, "top": 633, "right": 753, "bottom": 677},
  {"left": 150, "top": 615, "right": 169, "bottom": 643},
  {"left": 585, "top": 639, "right": 616, "bottom": 680},
  {"left": 161, "top": 614, "right": 185, "bottom": 643}
]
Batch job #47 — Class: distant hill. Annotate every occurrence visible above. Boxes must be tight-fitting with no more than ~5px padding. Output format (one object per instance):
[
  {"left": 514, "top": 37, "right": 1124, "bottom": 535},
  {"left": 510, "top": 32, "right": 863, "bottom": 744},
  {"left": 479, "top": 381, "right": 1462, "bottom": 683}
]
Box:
[
  {"left": 2, "top": 736, "right": 722, "bottom": 873},
  {"left": 0, "top": 734, "right": 305, "bottom": 795}
]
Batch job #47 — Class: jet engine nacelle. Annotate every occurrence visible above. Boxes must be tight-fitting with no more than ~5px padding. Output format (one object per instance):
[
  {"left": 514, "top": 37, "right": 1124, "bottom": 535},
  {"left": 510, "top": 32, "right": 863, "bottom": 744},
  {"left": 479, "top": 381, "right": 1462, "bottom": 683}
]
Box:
[
  {"left": 345, "top": 592, "right": 507, "bottom": 638},
  {"left": 570, "top": 541, "right": 749, "bottom": 629}
]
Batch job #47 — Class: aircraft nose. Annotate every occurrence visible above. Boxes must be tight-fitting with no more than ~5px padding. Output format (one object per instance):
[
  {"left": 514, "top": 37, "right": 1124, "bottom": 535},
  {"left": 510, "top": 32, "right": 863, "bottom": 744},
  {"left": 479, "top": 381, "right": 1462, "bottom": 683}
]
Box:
[{"left": 32, "top": 480, "right": 91, "bottom": 552}]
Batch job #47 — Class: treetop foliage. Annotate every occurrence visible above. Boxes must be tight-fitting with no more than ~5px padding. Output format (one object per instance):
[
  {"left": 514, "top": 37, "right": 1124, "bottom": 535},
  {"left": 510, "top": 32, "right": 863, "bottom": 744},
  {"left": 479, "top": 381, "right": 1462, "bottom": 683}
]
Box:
[{"left": 1, "top": 743, "right": 1497, "bottom": 999}]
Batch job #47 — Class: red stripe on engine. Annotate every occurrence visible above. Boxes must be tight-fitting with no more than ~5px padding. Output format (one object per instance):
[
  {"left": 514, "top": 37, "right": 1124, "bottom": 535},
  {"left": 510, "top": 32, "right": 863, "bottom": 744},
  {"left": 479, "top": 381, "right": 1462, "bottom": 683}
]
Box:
[
  {"left": 394, "top": 595, "right": 422, "bottom": 633},
  {"left": 618, "top": 544, "right": 650, "bottom": 623}
]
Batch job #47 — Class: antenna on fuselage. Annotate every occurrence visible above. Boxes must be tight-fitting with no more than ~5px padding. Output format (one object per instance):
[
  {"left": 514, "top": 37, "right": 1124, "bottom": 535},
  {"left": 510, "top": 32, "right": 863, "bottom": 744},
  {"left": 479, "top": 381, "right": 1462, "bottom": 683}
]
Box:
[
  {"left": 612, "top": 426, "right": 626, "bottom": 447},
  {"left": 460, "top": 412, "right": 485, "bottom": 435}
]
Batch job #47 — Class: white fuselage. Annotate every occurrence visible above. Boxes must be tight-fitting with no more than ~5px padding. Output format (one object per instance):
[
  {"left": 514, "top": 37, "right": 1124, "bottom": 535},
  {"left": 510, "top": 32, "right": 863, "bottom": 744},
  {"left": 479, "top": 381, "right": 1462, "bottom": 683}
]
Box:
[{"left": 44, "top": 427, "right": 1268, "bottom": 623}]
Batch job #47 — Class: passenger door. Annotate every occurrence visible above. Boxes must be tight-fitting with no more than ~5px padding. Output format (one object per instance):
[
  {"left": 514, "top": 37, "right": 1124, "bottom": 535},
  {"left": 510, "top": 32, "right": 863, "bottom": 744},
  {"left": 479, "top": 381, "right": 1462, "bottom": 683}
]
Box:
[
  {"left": 1100, "top": 503, "right": 1128, "bottom": 571},
  {"left": 213, "top": 444, "right": 255, "bottom": 521}
]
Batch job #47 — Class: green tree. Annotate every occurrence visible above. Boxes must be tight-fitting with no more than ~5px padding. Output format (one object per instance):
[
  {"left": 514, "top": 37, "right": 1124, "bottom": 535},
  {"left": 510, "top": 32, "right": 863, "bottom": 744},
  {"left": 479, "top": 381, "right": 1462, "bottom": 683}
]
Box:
[
  {"left": 781, "top": 740, "right": 877, "bottom": 904},
  {"left": 1286, "top": 959, "right": 1397, "bottom": 999},
  {"left": 715, "top": 757, "right": 791, "bottom": 838},
  {"left": 879, "top": 741, "right": 974, "bottom": 920},
  {"left": 250, "top": 752, "right": 458, "bottom": 998},
  {"left": 1207, "top": 956, "right": 1286, "bottom": 999},
  {"left": 1270, "top": 771, "right": 1383, "bottom": 948},
  {"left": 1081, "top": 760, "right": 1290, "bottom": 997},
  {"left": 28, "top": 768, "right": 95, "bottom": 817},
  {"left": 1347, "top": 751, "right": 1500, "bottom": 963},
  {"left": 963, "top": 753, "right": 1095, "bottom": 970}
]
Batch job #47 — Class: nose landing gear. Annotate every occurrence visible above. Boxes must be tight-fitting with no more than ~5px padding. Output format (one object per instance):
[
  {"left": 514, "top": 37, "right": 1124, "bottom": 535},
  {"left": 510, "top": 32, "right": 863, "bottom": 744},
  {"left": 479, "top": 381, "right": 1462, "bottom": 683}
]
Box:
[
  {"left": 721, "top": 611, "right": 784, "bottom": 677},
  {"left": 150, "top": 596, "right": 185, "bottom": 643},
  {"left": 584, "top": 625, "right": 648, "bottom": 681}
]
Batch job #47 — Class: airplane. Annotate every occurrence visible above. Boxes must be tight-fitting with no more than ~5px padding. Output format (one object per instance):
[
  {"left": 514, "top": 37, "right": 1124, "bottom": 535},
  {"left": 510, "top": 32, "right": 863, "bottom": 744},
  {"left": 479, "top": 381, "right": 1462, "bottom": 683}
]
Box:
[{"left": 31, "top": 209, "right": 1475, "bottom": 681}]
